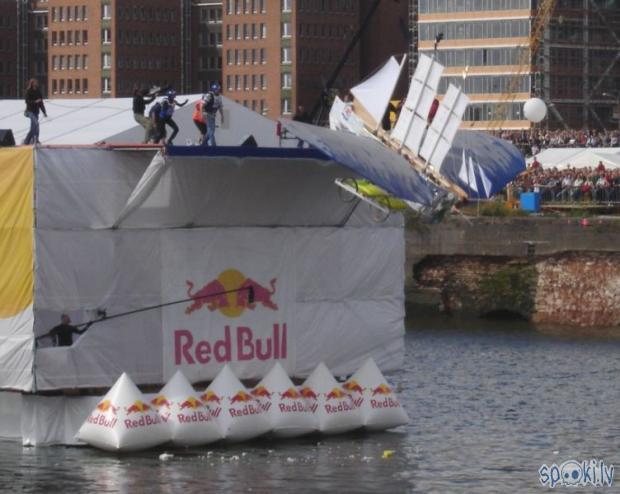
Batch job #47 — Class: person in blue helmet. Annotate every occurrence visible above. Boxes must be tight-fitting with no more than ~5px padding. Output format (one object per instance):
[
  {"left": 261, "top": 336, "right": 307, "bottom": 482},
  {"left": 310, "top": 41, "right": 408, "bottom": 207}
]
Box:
[
  {"left": 159, "top": 89, "right": 188, "bottom": 145},
  {"left": 202, "top": 82, "right": 224, "bottom": 147}
]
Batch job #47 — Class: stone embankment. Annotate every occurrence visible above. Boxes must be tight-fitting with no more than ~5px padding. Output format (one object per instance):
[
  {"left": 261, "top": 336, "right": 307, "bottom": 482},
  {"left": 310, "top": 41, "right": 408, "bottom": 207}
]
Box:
[{"left": 406, "top": 216, "right": 620, "bottom": 327}]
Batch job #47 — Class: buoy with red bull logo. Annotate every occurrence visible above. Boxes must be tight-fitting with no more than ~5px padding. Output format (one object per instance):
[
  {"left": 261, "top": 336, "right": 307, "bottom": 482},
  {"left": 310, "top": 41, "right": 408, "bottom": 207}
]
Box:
[
  {"left": 77, "top": 373, "right": 170, "bottom": 451},
  {"left": 155, "top": 370, "right": 223, "bottom": 446},
  {"left": 201, "top": 364, "right": 271, "bottom": 442},
  {"left": 252, "top": 362, "right": 318, "bottom": 438},
  {"left": 344, "top": 357, "right": 409, "bottom": 431},
  {"left": 300, "top": 362, "right": 363, "bottom": 435}
]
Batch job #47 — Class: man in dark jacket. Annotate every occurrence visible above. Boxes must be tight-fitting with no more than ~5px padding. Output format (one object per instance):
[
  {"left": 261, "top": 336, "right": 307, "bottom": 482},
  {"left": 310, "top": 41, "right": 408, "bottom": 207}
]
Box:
[
  {"left": 38, "top": 314, "right": 92, "bottom": 347},
  {"left": 132, "top": 86, "right": 156, "bottom": 143},
  {"left": 23, "top": 78, "right": 47, "bottom": 145}
]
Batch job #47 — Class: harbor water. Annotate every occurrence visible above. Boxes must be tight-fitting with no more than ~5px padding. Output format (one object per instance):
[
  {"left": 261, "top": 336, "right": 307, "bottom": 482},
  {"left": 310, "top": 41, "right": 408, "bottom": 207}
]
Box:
[{"left": 1, "top": 313, "right": 619, "bottom": 493}]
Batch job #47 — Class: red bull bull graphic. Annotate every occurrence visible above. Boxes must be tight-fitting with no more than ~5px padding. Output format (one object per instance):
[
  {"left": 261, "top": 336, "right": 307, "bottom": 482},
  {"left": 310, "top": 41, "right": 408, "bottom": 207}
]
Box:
[
  {"left": 185, "top": 269, "right": 277, "bottom": 318},
  {"left": 228, "top": 390, "right": 263, "bottom": 417},
  {"left": 96, "top": 400, "right": 119, "bottom": 415},
  {"left": 200, "top": 391, "right": 222, "bottom": 405},
  {"left": 174, "top": 324, "right": 287, "bottom": 365},
  {"left": 178, "top": 396, "right": 203, "bottom": 410},
  {"left": 299, "top": 387, "right": 318, "bottom": 400},
  {"left": 150, "top": 395, "right": 172, "bottom": 409},
  {"left": 176, "top": 396, "right": 213, "bottom": 423},
  {"left": 280, "top": 387, "right": 301, "bottom": 400},
  {"left": 370, "top": 384, "right": 401, "bottom": 410},
  {"left": 251, "top": 386, "right": 272, "bottom": 399},
  {"left": 125, "top": 400, "right": 151, "bottom": 415},
  {"left": 342, "top": 380, "right": 364, "bottom": 395},
  {"left": 87, "top": 400, "right": 120, "bottom": 428},
  {"left": 324, "top": 387, "right": 358, "bottom": 414}
]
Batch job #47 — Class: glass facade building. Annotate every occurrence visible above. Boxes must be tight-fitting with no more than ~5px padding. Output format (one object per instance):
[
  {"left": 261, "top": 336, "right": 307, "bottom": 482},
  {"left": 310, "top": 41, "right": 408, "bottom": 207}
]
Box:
[{"left": 417, "top": 0, "right": 620, "bottom": 130}]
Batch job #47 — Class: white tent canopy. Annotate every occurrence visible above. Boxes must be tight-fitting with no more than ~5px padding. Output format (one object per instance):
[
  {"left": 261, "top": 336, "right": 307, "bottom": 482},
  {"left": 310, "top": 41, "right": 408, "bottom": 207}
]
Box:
[
  {"left": 528, "top": 147, "right": 620, "bottom": 170},
  {"left": 0, "top": 95, "right": 289, "bottom": 147}
]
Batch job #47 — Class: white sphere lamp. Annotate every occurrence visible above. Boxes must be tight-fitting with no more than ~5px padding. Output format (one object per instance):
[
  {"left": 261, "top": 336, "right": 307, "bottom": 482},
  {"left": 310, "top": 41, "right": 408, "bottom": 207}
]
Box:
[{"left": 524, "top": 98, "right": 547, "bottom": 123}]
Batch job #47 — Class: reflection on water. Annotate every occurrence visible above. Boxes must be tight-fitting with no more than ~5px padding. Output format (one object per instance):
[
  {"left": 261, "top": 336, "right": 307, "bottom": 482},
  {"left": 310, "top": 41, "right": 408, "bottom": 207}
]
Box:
[{"left": 2, "top": 314, "right": 619, "bottom": 493}]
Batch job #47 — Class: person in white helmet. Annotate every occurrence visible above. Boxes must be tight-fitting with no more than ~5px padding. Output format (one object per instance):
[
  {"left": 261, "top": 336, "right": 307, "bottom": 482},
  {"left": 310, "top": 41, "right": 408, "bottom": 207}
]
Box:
[{"left": 202, "top": 82, "right": 224, "bottom": 147}]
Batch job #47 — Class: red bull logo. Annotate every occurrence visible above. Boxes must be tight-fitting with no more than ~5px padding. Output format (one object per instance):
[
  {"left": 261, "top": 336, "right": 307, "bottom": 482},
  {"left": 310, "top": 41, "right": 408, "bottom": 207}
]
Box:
[
  {"left": 150, "top": 395, "right": 172, "bottom": 409},
  {"left": 342, "top": 380, "right": 364, "bottom": 395},
  {"left": 279, "top": 387, "right": 301, "bottom": 400},
  {"left": 325, "top": 387, "right": 347, "bottom": 401},
  {"left": 96, "top": 400, "right": 119, "bottom": 415},
  {"left": 229, "top": 390, "right": 253, "bottom": 404},
  {"left": 174, "top": 324, "right": 288, "bottom": 365},
  {"left": 371, "top": 384, "right": 392, "bottom": 397},
  {"left": 251, "top": 386, "right": 272, "bottom": 399},
  {"left": 185, "top": 269, "right": 278, "bottom": 318},
  {"left": 125, "top": 400, "right": 151, "bottom": 415},
  {"left": 179, "top": 396, "right": 203, "bottom": 410},
  {"left": 299, "top": 387, "right": 318, "bottom": 400},
  {"left": 200, "top": 390, "right": 221, "bottom": 405}
]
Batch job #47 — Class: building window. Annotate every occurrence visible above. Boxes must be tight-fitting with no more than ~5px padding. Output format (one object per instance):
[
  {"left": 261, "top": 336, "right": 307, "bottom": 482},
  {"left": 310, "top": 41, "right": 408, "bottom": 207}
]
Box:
[
  {"left": 67, "top": 79, "right": 73, "bottom": 93},
  {"left": 52, "top": 79, "right": 57, "bottom": 94},
  {"left": 281, "top": 47, "right": 291, "bottom": 64},
  {"left": 243, "top": 74, "right": 249, "bottom": 90},
  {"left": 82, "top": 6, "right": 88, "bottom": 20},
  {"left": 102, "top": 4, "right": 112, "bottom": 20},
  {"left": 260, "top": 48, "right": 266, "bottom": 63},
  {"left": 51, "top": 31, "right": 57, "bottom": 45},
  {"left": 102, "top": 28, "right": 111, "bottom": 44},
  {"left": 102, "top": 77, "right": 111, "bottom": 94},
  {"left": 281, "top": 22, "right": 291, "bottom": 38},
  {"left": 68, "top": 31, "right": 73, "bottom": 45},
  {"left": 281, "top": 72, "right": 292, "bottom": 89},
  {"left": 227, "top": 75, "right": 232, "bottom": 91},
  {"left": 74, "top": 6, "right": 80, "bottom": 21},
  {"left": 75, "top": 54, "right": 81, "bottom": 69},
  {"left": 102, "top": 53, "right": 111, "bottom": 69},
  {"left": 83, "top": 30, "right": 88, "bottom": 44},
  {"left": 83, "top": 78, "right": 88, "bottom": 93},
  {"left": 282, "top": 98, "right": 291, "bottom": 114},
  {"left": 260, "top": 0, "right": 266, "bottom": 13},
  {"left": 75, "top": 78, "right": 81, "bottom": 93},
  {"left": 52, "top": 55, "right": 58, "bottom": 70},
  {"left": 260, "top": 23, "right": 267, "bottom": 38},
  {"left": 260, "top": 99, "right": 266, "bottom": 116},
  {"left": 282, "top": 0, "right": 292, "bottom": 12},
  {"left": 83, "top": 55, "right": 88, "bottom": 69},
  {"left": 59, "top": 31, "right": 65, "bottom": 45},
  {"left": 60, "top": 79, "right": 65, "bottom": 94},
  {"left": 260, "top": 74, "right": 267, "bottom": 89},
  {"left": 59, "top": 55, "right": 65, "bottom": 69},
  {"left": 235, "top": 75, "right": 241, "bottom": 91}
]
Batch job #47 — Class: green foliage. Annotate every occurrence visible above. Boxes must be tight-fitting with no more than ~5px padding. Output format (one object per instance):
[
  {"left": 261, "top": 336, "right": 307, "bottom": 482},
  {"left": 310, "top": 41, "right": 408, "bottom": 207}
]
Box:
[{"left": 477, "top": 263, "right": 537, "bottom": 317}]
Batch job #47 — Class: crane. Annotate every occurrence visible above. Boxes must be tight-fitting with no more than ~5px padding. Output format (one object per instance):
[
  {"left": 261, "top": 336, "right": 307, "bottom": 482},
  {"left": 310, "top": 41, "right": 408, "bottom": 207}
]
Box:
[{"left": 488, "top": 0, "right": 558, "bottom": 130}]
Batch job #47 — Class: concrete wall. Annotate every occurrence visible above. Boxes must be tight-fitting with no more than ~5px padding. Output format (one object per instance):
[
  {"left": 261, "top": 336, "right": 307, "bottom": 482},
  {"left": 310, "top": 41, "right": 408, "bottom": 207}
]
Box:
[{"left": 407, "top": 217, "right": 620, "bottom": 327}]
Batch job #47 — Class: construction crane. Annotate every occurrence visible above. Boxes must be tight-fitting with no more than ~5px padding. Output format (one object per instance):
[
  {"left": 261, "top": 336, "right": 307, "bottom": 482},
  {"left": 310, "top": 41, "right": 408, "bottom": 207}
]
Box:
[{"left": 488, "top": 0, "right": 558, "bottom": 130}]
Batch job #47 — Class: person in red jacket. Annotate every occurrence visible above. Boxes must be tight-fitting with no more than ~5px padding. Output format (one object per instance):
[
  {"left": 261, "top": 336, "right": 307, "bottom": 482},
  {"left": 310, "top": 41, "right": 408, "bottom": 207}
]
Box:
[{"left": 193, "top": 97, "right": 207, "bottom": 144}]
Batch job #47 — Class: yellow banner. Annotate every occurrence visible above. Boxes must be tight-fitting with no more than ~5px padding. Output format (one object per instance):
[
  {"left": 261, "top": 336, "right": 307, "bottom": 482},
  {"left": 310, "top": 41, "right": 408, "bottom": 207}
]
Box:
[{"left": 0, "top": 147, "right": 33, "bottom": 318}]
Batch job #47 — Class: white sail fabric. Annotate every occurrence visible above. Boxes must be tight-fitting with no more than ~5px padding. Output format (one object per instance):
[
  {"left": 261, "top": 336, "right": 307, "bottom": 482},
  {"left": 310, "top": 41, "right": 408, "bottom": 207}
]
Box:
[
  {"left": 112, "top": 152, "right": 170, "bottom": 228},
  {"left": 419, "top": 84, "right": 469, "bottom": 171},
  {"left": 391, "top": 54, "right": 444, "bottom": 154},
  {"left": 328, "top": 96, "right": 365, "bottom": 135},
  {"left": 350, "top": 56, "right": 405, "bottom": 129}
]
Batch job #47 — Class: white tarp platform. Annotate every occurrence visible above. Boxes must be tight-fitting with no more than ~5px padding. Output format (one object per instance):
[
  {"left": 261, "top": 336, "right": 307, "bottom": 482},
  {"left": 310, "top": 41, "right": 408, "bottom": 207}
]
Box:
[
  {"left": 0, "top": 95, "right": 288, "bottom": 147},
  {"left": 529, "top": 147, "right": 620, "bottom": 169},
  {"left": 0, "top": 146, "right": 406, "bottom": 393}
]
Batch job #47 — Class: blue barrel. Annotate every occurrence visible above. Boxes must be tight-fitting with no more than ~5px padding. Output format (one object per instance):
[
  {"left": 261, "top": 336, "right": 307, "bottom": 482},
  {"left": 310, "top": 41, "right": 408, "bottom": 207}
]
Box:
[{"left": 520, "top": 192, "right": 541, "bottom": 212}]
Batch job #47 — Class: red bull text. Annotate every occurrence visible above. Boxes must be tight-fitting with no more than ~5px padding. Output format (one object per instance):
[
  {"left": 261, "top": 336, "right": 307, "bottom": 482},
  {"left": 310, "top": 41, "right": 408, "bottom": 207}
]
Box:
[{"left": 174, "top": 324, "right": 288, "bottom": 365}]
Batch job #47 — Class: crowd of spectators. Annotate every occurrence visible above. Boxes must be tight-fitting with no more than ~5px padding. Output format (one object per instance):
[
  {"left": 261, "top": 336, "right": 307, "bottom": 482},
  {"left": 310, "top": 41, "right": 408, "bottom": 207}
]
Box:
[
  {"left": 495, "top": 129, "right": 620, "bottom": 157},
  {"left": 511, "top": 160, "right": 620, "bottom": 203}
]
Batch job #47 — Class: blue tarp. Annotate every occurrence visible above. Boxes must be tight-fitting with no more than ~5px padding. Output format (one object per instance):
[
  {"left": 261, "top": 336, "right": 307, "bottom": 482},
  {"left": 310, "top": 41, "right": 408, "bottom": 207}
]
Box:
[
  {"left": 441, "top": 130, "right": 525, "bottom": 199},
  {"left": 281, "top": 120, "right": 443, "bottom": 207}
]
